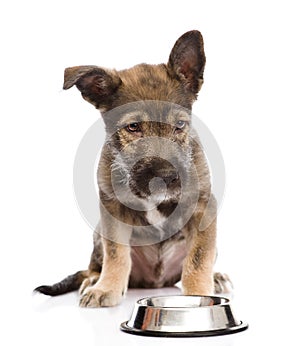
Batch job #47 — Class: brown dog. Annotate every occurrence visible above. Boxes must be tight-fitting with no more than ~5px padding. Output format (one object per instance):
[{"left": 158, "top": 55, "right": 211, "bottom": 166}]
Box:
[{"left": 35, "top": 30, "right": 231, "bottom": 307}]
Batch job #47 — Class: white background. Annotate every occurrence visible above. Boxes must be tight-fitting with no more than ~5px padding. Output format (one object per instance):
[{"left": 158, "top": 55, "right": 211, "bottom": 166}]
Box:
[{"left": 1, "top": 0, "right": 300, "bottom": 345}]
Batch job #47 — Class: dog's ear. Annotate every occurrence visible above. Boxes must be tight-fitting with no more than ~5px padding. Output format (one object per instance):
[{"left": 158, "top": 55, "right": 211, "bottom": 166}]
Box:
[
  {"left": 63, "top": 65, "right": 121, "bottom": 110},
  {"left": 167, "top": 30, "right": 206, "bottom": 95}
]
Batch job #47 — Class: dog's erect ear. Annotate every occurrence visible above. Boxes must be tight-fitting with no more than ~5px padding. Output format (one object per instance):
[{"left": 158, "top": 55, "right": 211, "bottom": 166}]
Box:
[
  {"left": 167, "top": 30, "right": 206, "bottom": 95},
  {"left": 63, "top": 65, "right": 122, "bottom": 109}
]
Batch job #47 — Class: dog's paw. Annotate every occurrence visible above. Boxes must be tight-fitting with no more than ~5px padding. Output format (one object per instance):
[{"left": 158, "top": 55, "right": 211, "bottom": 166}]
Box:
[
  {"left": 79, "top": 287, "right": 123, "bottom": 308},
  {"left": 214, "top": 272, "right": 233, "bottom": 294}
]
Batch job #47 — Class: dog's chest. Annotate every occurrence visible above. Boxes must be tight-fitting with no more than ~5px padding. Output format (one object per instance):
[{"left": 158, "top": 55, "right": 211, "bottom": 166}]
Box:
[
  {"left": 145, "top": 208, "right": 167, "bottom": 225},
  {"left": 130, "top": 230, "right": 187, "bottom": 288}
]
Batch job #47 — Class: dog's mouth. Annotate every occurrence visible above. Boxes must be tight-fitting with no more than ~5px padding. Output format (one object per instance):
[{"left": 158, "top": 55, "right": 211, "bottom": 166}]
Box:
[{"left": 129, "top": 157, "right": 182, "bottom": 202}]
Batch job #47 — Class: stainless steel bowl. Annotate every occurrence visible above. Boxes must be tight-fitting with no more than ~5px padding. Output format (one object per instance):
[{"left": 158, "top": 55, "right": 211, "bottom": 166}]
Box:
[{"left": 120, "top": 295, "right": 248, "bottom": 337}]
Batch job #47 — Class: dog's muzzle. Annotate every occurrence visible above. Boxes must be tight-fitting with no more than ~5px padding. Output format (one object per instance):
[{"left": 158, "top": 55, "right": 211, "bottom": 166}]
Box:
[{"left": 130, "top": 157, "right": 181, "bottom": 197}]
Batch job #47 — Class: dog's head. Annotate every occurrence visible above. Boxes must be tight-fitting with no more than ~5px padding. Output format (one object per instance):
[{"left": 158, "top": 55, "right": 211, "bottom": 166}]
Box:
[{"left": 64, "top": 31, "right": 206, "bottom": 205}]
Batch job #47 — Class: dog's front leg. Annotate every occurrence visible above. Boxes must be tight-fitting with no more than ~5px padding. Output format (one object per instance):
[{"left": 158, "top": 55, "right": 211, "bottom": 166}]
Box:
[
  {"left": 80, "top": 237, "right": 131, "bottom": 308},
  {"left": 181, "top": 215, "right": 217, "bottom": 296}
]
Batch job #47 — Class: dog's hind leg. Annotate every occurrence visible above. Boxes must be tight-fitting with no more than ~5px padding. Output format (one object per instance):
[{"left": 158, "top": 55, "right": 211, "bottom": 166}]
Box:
[
  {"left": 214, "top": 272, "right": 233, "bottom": 295},
  {"left": 79, "top": 273, "right": 100, "bottom": 295}
]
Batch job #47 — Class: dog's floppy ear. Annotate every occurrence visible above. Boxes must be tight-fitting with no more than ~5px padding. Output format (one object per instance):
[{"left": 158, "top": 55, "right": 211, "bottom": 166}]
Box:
[
  {"left": 167, "top": 30, "right": 206, "bottom": 95},
  {"left": 63, "top": 65, "right": 121, "bottom": 110}
]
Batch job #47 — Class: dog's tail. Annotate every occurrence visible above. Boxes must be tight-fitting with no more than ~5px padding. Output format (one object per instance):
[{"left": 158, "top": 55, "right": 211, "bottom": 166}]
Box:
[{"left": 34, "top": 270, "right": 88, "bottom": 296}]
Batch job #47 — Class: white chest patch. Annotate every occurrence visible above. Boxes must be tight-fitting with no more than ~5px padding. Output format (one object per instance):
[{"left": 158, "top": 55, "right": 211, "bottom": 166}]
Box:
[{"left": 146, "top": 208, "right": 167, "bottom": 226}]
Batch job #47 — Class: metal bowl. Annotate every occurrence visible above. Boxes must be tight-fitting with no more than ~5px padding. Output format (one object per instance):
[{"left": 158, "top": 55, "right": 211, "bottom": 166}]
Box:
[{"left": 120, "top": 295, "right": 248, "bottom": 337}]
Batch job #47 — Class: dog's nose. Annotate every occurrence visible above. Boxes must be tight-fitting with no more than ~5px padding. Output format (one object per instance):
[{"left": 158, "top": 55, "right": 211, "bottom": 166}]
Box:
[{"left": 156, "top": 169, "right": 179, "bottom": 185}]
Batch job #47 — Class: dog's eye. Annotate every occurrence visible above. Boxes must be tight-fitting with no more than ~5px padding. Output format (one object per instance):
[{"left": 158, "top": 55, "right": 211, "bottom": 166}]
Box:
[
  {"left": 127, "top": 123, "right": 141, "bottom": 132},
  {"left": 175, "top": 120, "right": 186, "bottom": 131},
  {"left": 127, "top": 123, "right": 140, "bottom": 132}
]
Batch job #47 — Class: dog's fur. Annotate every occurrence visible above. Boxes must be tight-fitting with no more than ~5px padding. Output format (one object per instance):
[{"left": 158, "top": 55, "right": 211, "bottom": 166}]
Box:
[{"left": 35, "top": 31, "right": 231, "bottom": 307}]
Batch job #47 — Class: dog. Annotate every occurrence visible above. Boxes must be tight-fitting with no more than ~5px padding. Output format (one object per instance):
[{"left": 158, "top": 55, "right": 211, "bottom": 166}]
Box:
[{"left": 35, "top": 30, "right": 231, "bottom": 307}]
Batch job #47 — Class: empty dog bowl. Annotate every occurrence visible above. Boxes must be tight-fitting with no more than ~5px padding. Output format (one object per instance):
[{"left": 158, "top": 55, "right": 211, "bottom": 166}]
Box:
[{"left": 120, "top": 295, "right": 248, "bottom": 337}]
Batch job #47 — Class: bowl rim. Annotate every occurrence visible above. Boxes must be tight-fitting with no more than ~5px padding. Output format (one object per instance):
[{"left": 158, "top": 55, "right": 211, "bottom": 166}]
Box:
[{"left": 136, "top": 294, "right": 231, "bottom": 309}]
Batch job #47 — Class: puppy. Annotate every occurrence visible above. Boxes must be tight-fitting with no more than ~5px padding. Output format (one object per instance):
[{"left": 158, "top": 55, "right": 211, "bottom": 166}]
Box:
[{"left": 35, "top": 30, "right": 231, "bottom": 307}]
